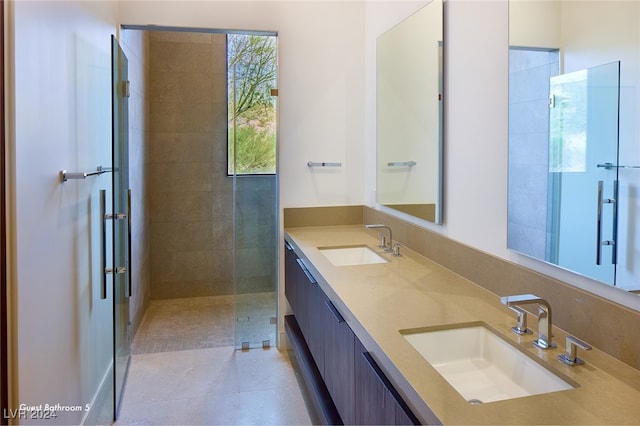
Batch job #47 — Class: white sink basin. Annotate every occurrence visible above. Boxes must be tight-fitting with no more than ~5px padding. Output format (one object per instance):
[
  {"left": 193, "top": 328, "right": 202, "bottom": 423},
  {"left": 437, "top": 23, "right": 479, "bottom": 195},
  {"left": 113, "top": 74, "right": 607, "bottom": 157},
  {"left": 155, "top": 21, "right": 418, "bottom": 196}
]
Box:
[
  {"left": 317, "top": 245, "right": 388, "bottom": 266},
  {"left": 401, "top": 323, "right": 575, "bottom": 404}
]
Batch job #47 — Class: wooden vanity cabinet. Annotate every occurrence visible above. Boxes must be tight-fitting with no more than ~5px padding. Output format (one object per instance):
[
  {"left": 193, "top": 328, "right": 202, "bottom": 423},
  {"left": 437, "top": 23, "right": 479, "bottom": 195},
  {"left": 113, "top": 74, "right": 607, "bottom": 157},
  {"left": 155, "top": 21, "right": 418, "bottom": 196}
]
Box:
[
  {"left": 285, "top": 241, "right": 326, "bottom": 372},
  {"left": 285, "top": 240, "right": 417, "bottom": 425},
  {"left": 354, "top": 339, "right": 419, "bottom": 425}
]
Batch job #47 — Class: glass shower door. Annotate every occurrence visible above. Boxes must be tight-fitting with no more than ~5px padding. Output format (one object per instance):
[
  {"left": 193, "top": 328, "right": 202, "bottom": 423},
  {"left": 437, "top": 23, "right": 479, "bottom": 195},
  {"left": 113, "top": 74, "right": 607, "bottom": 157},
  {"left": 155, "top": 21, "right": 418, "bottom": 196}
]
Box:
[
  {"left": 548, "top": 61, "right": 620, "bottom": 284},
  {"left": 228, "top": 33, "right": 278, "bottom": 350},
  {"left": 111, "top": 35, "right": 131, "bottom": 417},
  {"left": 232, "top": 176, "right": 278, "bottom": 350}
]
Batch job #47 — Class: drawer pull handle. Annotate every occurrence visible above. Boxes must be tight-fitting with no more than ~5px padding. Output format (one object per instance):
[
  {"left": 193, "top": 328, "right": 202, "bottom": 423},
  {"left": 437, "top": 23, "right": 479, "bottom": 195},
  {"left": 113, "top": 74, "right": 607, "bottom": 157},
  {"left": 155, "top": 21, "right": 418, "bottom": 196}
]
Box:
[{"left": 325, "top": 299, "right": 345, "bottom": 323}]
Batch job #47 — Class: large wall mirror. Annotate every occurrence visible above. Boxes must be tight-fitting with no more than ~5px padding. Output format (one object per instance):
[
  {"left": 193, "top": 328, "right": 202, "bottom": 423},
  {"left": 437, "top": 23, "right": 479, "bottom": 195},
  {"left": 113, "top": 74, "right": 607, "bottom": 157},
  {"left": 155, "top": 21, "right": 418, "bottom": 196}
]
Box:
[
  {"left": 508, "top": 1, "right": 640, "bottom": 292},
  {"left": 376, "top": 0, "right": 443, "bottom": 224}
]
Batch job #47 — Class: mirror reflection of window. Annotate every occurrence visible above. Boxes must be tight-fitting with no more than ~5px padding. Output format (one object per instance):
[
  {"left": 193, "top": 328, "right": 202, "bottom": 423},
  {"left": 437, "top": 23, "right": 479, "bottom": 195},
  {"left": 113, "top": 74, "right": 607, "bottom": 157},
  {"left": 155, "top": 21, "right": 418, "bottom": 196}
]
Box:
[{"left": 549, "top": 69, "right": 588, "bottom": 173}]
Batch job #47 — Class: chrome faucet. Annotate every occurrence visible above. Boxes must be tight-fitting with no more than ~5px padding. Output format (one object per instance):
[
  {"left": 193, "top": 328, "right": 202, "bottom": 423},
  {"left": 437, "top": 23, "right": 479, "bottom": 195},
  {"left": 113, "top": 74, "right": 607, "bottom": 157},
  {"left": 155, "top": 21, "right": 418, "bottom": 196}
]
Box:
[
  {"left": 501, "top": 294, "right": 556, "bottom": 349},
  {"left": 365, "top": 224, "right": 393, "bottom": 253}
]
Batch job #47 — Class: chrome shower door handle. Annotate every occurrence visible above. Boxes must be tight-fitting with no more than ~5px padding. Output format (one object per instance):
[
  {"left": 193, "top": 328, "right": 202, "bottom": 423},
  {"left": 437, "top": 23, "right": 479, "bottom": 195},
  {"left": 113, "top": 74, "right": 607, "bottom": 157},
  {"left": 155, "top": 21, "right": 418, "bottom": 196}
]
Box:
[
  {"left": 596, "top": 180, "right": 617, "bottom": 266},
  {"left": 596, "top": 181, "right": 603, "bottom": 265},
  {"left": 100, "top": 190, "right": 109, "bottom": 299},
  {"left": 127, "top": 189, "right": 132, "bottom": 298},
  {"left": 611, "top": 180, "right": 618, "bottom": 265}
]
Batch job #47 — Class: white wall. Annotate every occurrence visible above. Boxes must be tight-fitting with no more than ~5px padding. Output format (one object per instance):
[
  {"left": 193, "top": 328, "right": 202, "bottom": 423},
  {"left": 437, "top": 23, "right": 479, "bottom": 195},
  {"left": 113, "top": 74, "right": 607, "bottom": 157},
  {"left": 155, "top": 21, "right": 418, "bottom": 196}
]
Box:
[
  {"left": 509, "top": 0, "right": 560, "bottom": 48},
  {"left": 8, "top": 1, "right": 117, "bottom": 423}
]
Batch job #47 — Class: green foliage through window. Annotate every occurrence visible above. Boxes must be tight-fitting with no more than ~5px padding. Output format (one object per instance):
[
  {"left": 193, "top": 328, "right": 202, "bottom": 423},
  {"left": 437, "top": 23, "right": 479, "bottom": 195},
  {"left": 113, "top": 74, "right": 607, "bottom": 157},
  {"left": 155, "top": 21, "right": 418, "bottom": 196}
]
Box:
[{"left": 228, "top": 34, "right": 277, "bottom": 175}]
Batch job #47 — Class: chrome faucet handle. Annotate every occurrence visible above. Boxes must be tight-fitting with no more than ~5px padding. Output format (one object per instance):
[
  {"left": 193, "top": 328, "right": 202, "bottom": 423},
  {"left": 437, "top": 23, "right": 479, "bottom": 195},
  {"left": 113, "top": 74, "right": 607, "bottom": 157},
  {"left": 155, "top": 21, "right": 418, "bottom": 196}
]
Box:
[
  {"left": 507, "top": 306, "right": 532, "bottom": 335},
  {"left": 558, "top": 335, "right": 592, "bottom": 366},
  {"left": 500, "top": 293, "right": 555, "bottom": 349},
  {"left": 392, "top": 243, "right": 402, "bottom": 257},
  {"left": 365, "top": 224, "right": 393, "bottom": 252},
  {"left": 377, "top": 233, "right": 387, "bottom": 249}
]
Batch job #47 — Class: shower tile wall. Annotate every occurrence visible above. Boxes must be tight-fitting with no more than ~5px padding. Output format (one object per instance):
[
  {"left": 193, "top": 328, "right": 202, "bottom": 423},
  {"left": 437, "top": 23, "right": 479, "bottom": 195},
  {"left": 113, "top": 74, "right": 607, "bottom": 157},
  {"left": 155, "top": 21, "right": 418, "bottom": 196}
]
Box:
[{"left": 148, "top": 31, "right": 232, "bottom": 299}]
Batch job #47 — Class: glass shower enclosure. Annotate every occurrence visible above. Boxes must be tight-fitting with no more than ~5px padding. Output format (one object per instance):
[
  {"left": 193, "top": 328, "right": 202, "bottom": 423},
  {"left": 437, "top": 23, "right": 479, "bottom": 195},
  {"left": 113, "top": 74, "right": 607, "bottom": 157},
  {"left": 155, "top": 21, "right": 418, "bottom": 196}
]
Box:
[
  {"left": 547, "top": 61, "right": 620, "bottom": 284},
  {"left": 228, "top": 33, "right": 279, "bottom": 350},
  {"left": 111, "top": 35, "right": 131, "bottom": 418}
]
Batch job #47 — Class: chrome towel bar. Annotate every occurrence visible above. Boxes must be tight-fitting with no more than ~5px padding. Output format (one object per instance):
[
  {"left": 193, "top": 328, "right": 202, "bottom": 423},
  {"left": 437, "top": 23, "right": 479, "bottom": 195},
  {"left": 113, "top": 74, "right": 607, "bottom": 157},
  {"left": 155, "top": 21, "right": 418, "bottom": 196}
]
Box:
[
  {"left": 387, "top": 161, "right": 416, "bottom": 167},
  {"left": 307, "top": 161, "right": 342, "bottom": 167},
  {"left": 597, "top": 162, "right": 640, "bottom": 169},
  {"left": 60, "top": 166, "right": 113, "bottom": 182}
]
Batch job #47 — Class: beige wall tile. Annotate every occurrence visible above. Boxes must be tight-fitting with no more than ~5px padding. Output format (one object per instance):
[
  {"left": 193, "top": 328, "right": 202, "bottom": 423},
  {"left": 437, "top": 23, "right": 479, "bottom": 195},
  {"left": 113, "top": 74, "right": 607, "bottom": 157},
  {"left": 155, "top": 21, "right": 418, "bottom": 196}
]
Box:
[
  {"left": 149, "top": 101, "right": 214, "bottom": 133},
  {"left": 148, "top": 30, "right": 213, "bottom": 44},
  {"left": 283, "top": 205, "right": 364, "bottom": 227},
  {"left": 148, "top": 132, "right": 214, "bottom": 164},
  {"left": 149, "top": 191, "right": 213, "bottom": 223},
  {"left": 212, "top": 219, "right": 233, "bottom": 248},
  {"left": 151, "top": 250, "right": 214, "bottom": 283},
  {"left": 151, "top": 280, "right": 220, "bottom": 299},
  {"left": 150, "top": 40, "right": 213, "bottom": 73},
  {"left": 150, "top": 221, "right": 214, "bottom": 252},
  {"left": 149, "top": 161, "right": 212, "bottom": 192},
  {"left": 149, "top": 71, "right": 214, "bottom": 104}
]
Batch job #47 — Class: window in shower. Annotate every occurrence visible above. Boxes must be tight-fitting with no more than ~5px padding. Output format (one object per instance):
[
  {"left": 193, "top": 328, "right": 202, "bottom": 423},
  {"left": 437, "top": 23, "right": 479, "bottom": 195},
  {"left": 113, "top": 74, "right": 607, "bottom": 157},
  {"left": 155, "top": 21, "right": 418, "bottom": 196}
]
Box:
[{"left": 227, "top": 33, "right": 278, "bottom": 175}]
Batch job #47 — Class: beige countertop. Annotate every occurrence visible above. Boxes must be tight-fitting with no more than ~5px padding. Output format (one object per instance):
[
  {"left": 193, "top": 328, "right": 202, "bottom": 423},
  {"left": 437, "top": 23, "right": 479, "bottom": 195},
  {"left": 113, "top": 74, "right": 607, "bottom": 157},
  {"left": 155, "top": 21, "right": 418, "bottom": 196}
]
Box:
[{"left": 285, "top": 225, "right": 640, "bottom": 425}]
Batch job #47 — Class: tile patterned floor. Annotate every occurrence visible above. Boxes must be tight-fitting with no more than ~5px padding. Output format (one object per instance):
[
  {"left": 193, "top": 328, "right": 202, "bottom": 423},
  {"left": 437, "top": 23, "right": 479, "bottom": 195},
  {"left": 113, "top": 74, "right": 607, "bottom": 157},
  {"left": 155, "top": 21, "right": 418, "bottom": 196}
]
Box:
[{"left": 118, "top": 294, "right": 311, "bottom": 425}]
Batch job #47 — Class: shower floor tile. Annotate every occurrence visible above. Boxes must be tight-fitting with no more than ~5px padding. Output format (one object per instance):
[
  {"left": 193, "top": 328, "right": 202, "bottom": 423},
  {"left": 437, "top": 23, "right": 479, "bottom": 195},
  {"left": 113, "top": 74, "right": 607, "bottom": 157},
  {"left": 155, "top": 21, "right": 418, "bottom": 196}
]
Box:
[{"left": 132, "top": 293, "right": 277, "bottom": 354}]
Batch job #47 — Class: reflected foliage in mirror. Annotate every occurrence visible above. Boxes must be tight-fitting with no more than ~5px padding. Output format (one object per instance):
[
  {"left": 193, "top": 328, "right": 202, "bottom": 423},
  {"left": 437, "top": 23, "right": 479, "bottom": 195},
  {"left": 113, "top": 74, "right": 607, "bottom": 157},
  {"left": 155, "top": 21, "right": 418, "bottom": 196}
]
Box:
[
  {"left": 508, "top": 1, "right": 640, "bottom": 291},
  {"left": 376, "top": 0, "right": 443, "bottom": 224}
]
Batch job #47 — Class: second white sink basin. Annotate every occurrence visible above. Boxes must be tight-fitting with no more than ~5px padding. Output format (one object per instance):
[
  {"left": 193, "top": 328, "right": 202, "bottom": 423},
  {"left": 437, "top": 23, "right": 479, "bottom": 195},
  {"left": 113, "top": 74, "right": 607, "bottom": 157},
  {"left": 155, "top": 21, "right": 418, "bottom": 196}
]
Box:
[
  {"left": 317, "top": 245, "right": 388, "bottom": 266},
  {"left": 401, "top": 323, "right": 575, "bottom": 404}
]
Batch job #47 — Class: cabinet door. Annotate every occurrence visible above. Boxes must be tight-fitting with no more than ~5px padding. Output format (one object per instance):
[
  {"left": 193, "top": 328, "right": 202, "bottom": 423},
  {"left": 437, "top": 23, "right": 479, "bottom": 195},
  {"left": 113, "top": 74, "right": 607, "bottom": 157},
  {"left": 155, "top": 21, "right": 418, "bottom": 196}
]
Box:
[
  {"left": 306, "top": 277, "right": 326, "bottom": 375},
  {"left": 354, "top": 339, "right": 418, "bottom": 425},
  {"left": 284, "top": 242, "right": 298, "bottom": 313},
  {"left": 324, "top": 299, "right": 355, "bottom": 425},
  {"left": 285, "top": 242, "right": 308, "bottom": 335}
]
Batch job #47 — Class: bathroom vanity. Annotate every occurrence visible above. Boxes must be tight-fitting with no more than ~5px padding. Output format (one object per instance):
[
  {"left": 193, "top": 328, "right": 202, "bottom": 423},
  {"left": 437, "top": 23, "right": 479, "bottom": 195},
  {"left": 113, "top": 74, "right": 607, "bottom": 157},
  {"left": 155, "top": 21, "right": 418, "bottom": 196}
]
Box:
[{"left": 284, "top": 225, "right": 640, "bottom": 425}]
